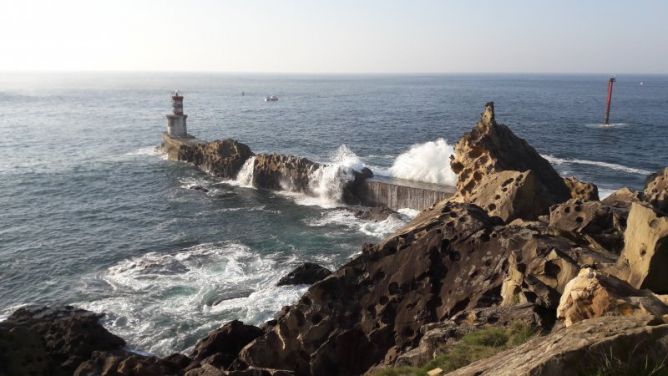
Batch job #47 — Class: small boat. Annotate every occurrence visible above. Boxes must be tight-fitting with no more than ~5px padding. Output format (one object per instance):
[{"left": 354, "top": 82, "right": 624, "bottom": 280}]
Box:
[{"left": 264, "top": 95, "right": 278, "bottom": 102}]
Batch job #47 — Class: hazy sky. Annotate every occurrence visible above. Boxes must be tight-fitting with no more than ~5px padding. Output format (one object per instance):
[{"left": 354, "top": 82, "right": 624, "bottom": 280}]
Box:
[{"left": 2, "top": 0, "right": 667, "bottom": 73}]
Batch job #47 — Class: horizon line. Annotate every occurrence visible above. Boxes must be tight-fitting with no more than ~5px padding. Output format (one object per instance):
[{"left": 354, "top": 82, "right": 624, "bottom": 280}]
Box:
[{"left": 1, "top": 70, "right": 667, "bottom": 76}]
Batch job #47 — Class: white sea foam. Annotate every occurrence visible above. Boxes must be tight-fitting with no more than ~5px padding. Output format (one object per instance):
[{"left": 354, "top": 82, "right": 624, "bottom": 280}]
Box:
[
  {"left": 584, "top": 122, "right": 630, "bottom": 129},
  {"left": 306, "top": 208, "right": 416, "bottom": 238},
  {"left": 598, "top": 188, "right": 617, "bottom": 200},
  {"left": 78, "top": 242, "right": 307, "bottom": 356},
  {"left": 234, "top": 156, "right": 256, "bottom": 188},
  {"left": 388, "top": 138, "right": 457, "bottom": 185},
  {"left": 542, "top": 154, "right": 651, "bottom": 175}
]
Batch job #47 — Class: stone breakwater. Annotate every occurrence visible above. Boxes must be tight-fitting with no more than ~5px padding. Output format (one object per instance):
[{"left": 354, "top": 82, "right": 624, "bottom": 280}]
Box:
[
  {"left": 3, "top": 103, "right": 668, "bottom": 376},
  {"left": 161, "top": 132, "right": 452, "bottom": 210}
]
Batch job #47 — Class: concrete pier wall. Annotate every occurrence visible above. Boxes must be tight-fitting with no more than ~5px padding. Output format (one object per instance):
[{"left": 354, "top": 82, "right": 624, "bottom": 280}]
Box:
[{"left": 359, "top": 176, "right": 453, "bottom": 211}]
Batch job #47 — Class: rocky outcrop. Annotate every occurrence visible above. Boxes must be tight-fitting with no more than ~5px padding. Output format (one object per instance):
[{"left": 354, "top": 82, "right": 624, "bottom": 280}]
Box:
[
  {"left": 644, "top": 167, "right": 668, "bottom": 213},
  {"left": 354, "top": 206, "right": 396, "bottom": 222},
  {"left": 449, "top": 103, "right": 571, "bottom": 221},
  {"left": 162, "top": 135, "right": 254, "bottom": 179},
  {"left": 563, "top": 176, "right": 599, "bottom": 201},
  {"left": 548, "top": 198, "right": 627, "bottom": 253},
  {"left": 446, "top": 316, "right": 668, "bottom": 376},
  {"left": 556, "top": 268, "right": 668, "bottom": 327},
  {"left": 617, "top": 202, "right": 668, "bottom": 293},
  {"left": 0, "top": 306, "right": 126, "bottom": 376},
  {"left": 277, "top": 263, "right": 332, "bottom": 286},
  {"left": 251, "top": 154, "right": 320, "bottom": 192}
]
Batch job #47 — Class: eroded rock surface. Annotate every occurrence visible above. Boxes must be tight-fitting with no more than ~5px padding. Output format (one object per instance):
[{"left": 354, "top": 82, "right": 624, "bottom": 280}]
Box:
[
  {"left": 556, "top": 268, "right": 668, "bottom": 327},
  {"left": 449, "top": 103, "right": 571, "bottom": 221},
  {"left": 190, "top": 320, "right": 263, "bottom": 369},
  {"left": 618, "top": 202, "right": 668, "bottom": 293},
  {"left": 563, "top": 176, "right": 599, "bottom": 201},
  {"left": 644, "top": 167, "right": 668, "bottom": 213}
]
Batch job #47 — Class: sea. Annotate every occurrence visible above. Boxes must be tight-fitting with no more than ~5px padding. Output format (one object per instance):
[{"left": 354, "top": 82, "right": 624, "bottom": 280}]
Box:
[{"left": 1, "top": 72, "right": 666, "bottom": 356}]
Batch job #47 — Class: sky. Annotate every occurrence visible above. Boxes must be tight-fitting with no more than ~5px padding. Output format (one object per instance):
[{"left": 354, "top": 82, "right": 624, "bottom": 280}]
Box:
[{"left": 1, "top": 0, "right": 667, "bottom": 74}]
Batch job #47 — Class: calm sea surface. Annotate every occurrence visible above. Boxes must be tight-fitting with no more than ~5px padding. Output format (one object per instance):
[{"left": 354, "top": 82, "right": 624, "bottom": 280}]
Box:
[{"left": 1, "top": 73, "right": 666, "bottom": 355}]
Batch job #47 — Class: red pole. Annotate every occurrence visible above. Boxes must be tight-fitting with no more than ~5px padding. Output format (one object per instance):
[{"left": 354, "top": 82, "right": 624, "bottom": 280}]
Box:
[{"left": 604, "top": 77, "right": 615, "bottom": 125}]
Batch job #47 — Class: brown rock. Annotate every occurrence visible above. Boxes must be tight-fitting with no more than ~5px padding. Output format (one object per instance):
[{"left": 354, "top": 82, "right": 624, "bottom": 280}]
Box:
[
  {"left": 0, "top": 305, "right": 125, "bottom": 375},
  {"left": 252, "top": 154, "right": 320, "bottom": 192},
  {"left": 601, "top": 187, "right": 642, "bottom": 209},
  {"left": 556, "top": 268, "right": 668, "bottom": 327},
  {"left": 74, "top": 351, "right": 182, "bottom": 376},
  {"left": 644, "top": 167, "right": 668, "bottom": 213},
  {"left": 451, "top": 170, "right": 554, "bottom": 222},
  {"left": 563, "top": 176, "right": 599, "bottom": 201},
  {"left": 162, "top": 135, "right": 254, "bottom": 179},
  {"left": 191, "top": 320, "right": 263, "bottom": 368},
  {"left": 548, "top": 198, "right": 627, "bottom": 253},
  {"left": 277, "top": 263, "right": 332, "bottom": 286},
  {"left": 617, "top": 202, "right": 668, "bottom": 293},
  {"left": 449, "top": 103, "right": 571, "bottom": 221}
]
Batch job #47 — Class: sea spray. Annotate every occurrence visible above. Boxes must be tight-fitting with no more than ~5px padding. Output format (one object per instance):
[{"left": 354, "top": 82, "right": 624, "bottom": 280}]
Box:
[
  {"left": 307, "top": 145, "right": 366, "bottom": 206},
  {"left": 389, "top": 138, "right": 457, "bottom": 185},
  {"left": 235, "top": 156, "right": 256, "bottom": 187}
]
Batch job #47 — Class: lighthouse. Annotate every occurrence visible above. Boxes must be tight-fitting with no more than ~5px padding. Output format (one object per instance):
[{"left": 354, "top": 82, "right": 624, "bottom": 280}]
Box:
[{"left": 166, "top": 91, "right": 188, "bottom": 137}]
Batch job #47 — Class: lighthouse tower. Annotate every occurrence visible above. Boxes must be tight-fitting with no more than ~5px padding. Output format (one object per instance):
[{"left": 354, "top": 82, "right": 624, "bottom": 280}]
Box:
[{"left": 166, "top": 91, "right": 188, "bottom": 137}]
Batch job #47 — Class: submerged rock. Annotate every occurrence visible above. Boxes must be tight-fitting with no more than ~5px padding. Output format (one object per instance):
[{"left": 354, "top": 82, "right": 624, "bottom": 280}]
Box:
[
  {"left": 354, "top": 206, "right": 396, "bottom": 222},
  {"left": 276, "top": 263, "right": 332, "bottom": 286}
]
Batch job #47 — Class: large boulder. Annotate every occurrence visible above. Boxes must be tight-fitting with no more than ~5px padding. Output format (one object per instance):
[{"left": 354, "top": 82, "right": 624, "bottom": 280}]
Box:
[
  {"left": 449, "top": 103, "right": 571, "bottom": 221},
  {"left": 644, "top": 167, "right": 668, "bottom": 213},
  {"left": 445, "top": 316, "right": 668, "bottom": 376},
  {"left": 617, "top": 202, "right": 668, "bottom": 293},
  {"left": 0, "top": 306, "right": 126, "bottom": 375},
  {"left": 190, "top": 320, "right": 263, "bottom": 369},
  {"left": 277, "top": 263, "right": 332, "bottom": 286},
  {"left": 601, "top": 187, "right": 642, "bottom": 209},
  {"left": 556, "top": 268, "right": 668, "bottom": 327}
]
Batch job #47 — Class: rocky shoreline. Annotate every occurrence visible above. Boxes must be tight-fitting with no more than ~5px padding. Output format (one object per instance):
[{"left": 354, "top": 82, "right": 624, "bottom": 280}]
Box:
[{"left": 2, "top": 103, "right": 668, "bottom": 376}]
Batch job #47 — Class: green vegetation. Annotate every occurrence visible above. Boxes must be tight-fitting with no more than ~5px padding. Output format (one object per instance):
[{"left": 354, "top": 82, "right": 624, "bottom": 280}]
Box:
[
  {"left": 372, "top": 322, "right": 537, "bottom": 376},
  {"left": 582, "top": 348, "right": 668, "bottom": 376}
]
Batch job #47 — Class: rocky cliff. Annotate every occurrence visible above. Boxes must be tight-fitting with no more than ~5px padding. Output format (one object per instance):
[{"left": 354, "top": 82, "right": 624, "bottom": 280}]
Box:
[{"left": 4, "top": 104, "right": 668, "bottom": 376}]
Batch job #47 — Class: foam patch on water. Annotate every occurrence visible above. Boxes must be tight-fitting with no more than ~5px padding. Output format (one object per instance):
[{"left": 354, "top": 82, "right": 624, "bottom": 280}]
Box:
[
  {"left": 306, "top": 208, "right": 415, "bottom": 238},
  {"left": 542, "top": 154, "right": 651, "bottom": 175},
  {"left": 584, "top": 122, "right": 630, "bottom": 129},
  {"left": 389, "top": 138, "right": 457, "bottom": 185},
  {"left": 78, "top": 242, "right": 307, "bottom": 356}
]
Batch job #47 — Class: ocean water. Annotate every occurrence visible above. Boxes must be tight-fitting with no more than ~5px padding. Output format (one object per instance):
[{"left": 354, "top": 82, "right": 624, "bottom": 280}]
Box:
[{"left": 1, "top": 72, "right": 666, "bottom": 355}]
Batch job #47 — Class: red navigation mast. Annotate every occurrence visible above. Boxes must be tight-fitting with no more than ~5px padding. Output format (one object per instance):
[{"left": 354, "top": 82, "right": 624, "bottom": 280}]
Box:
[{"left": 604, "top": 77, "right": 616, "bottom": 125}]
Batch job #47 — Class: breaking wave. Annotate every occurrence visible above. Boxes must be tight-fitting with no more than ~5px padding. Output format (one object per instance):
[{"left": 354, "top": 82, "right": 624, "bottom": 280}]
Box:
[
  {"left": 78, "top": 242, "right": 307, "bottom": 356},
  {"left": 542, "top": 155, "right": 651, "bottom": 175},
  {"left": 388, "top": 138, "right": 457, "bottom": 186},
  {"left": 307, "top": 145, "right": 365, "bottom": 206}
]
